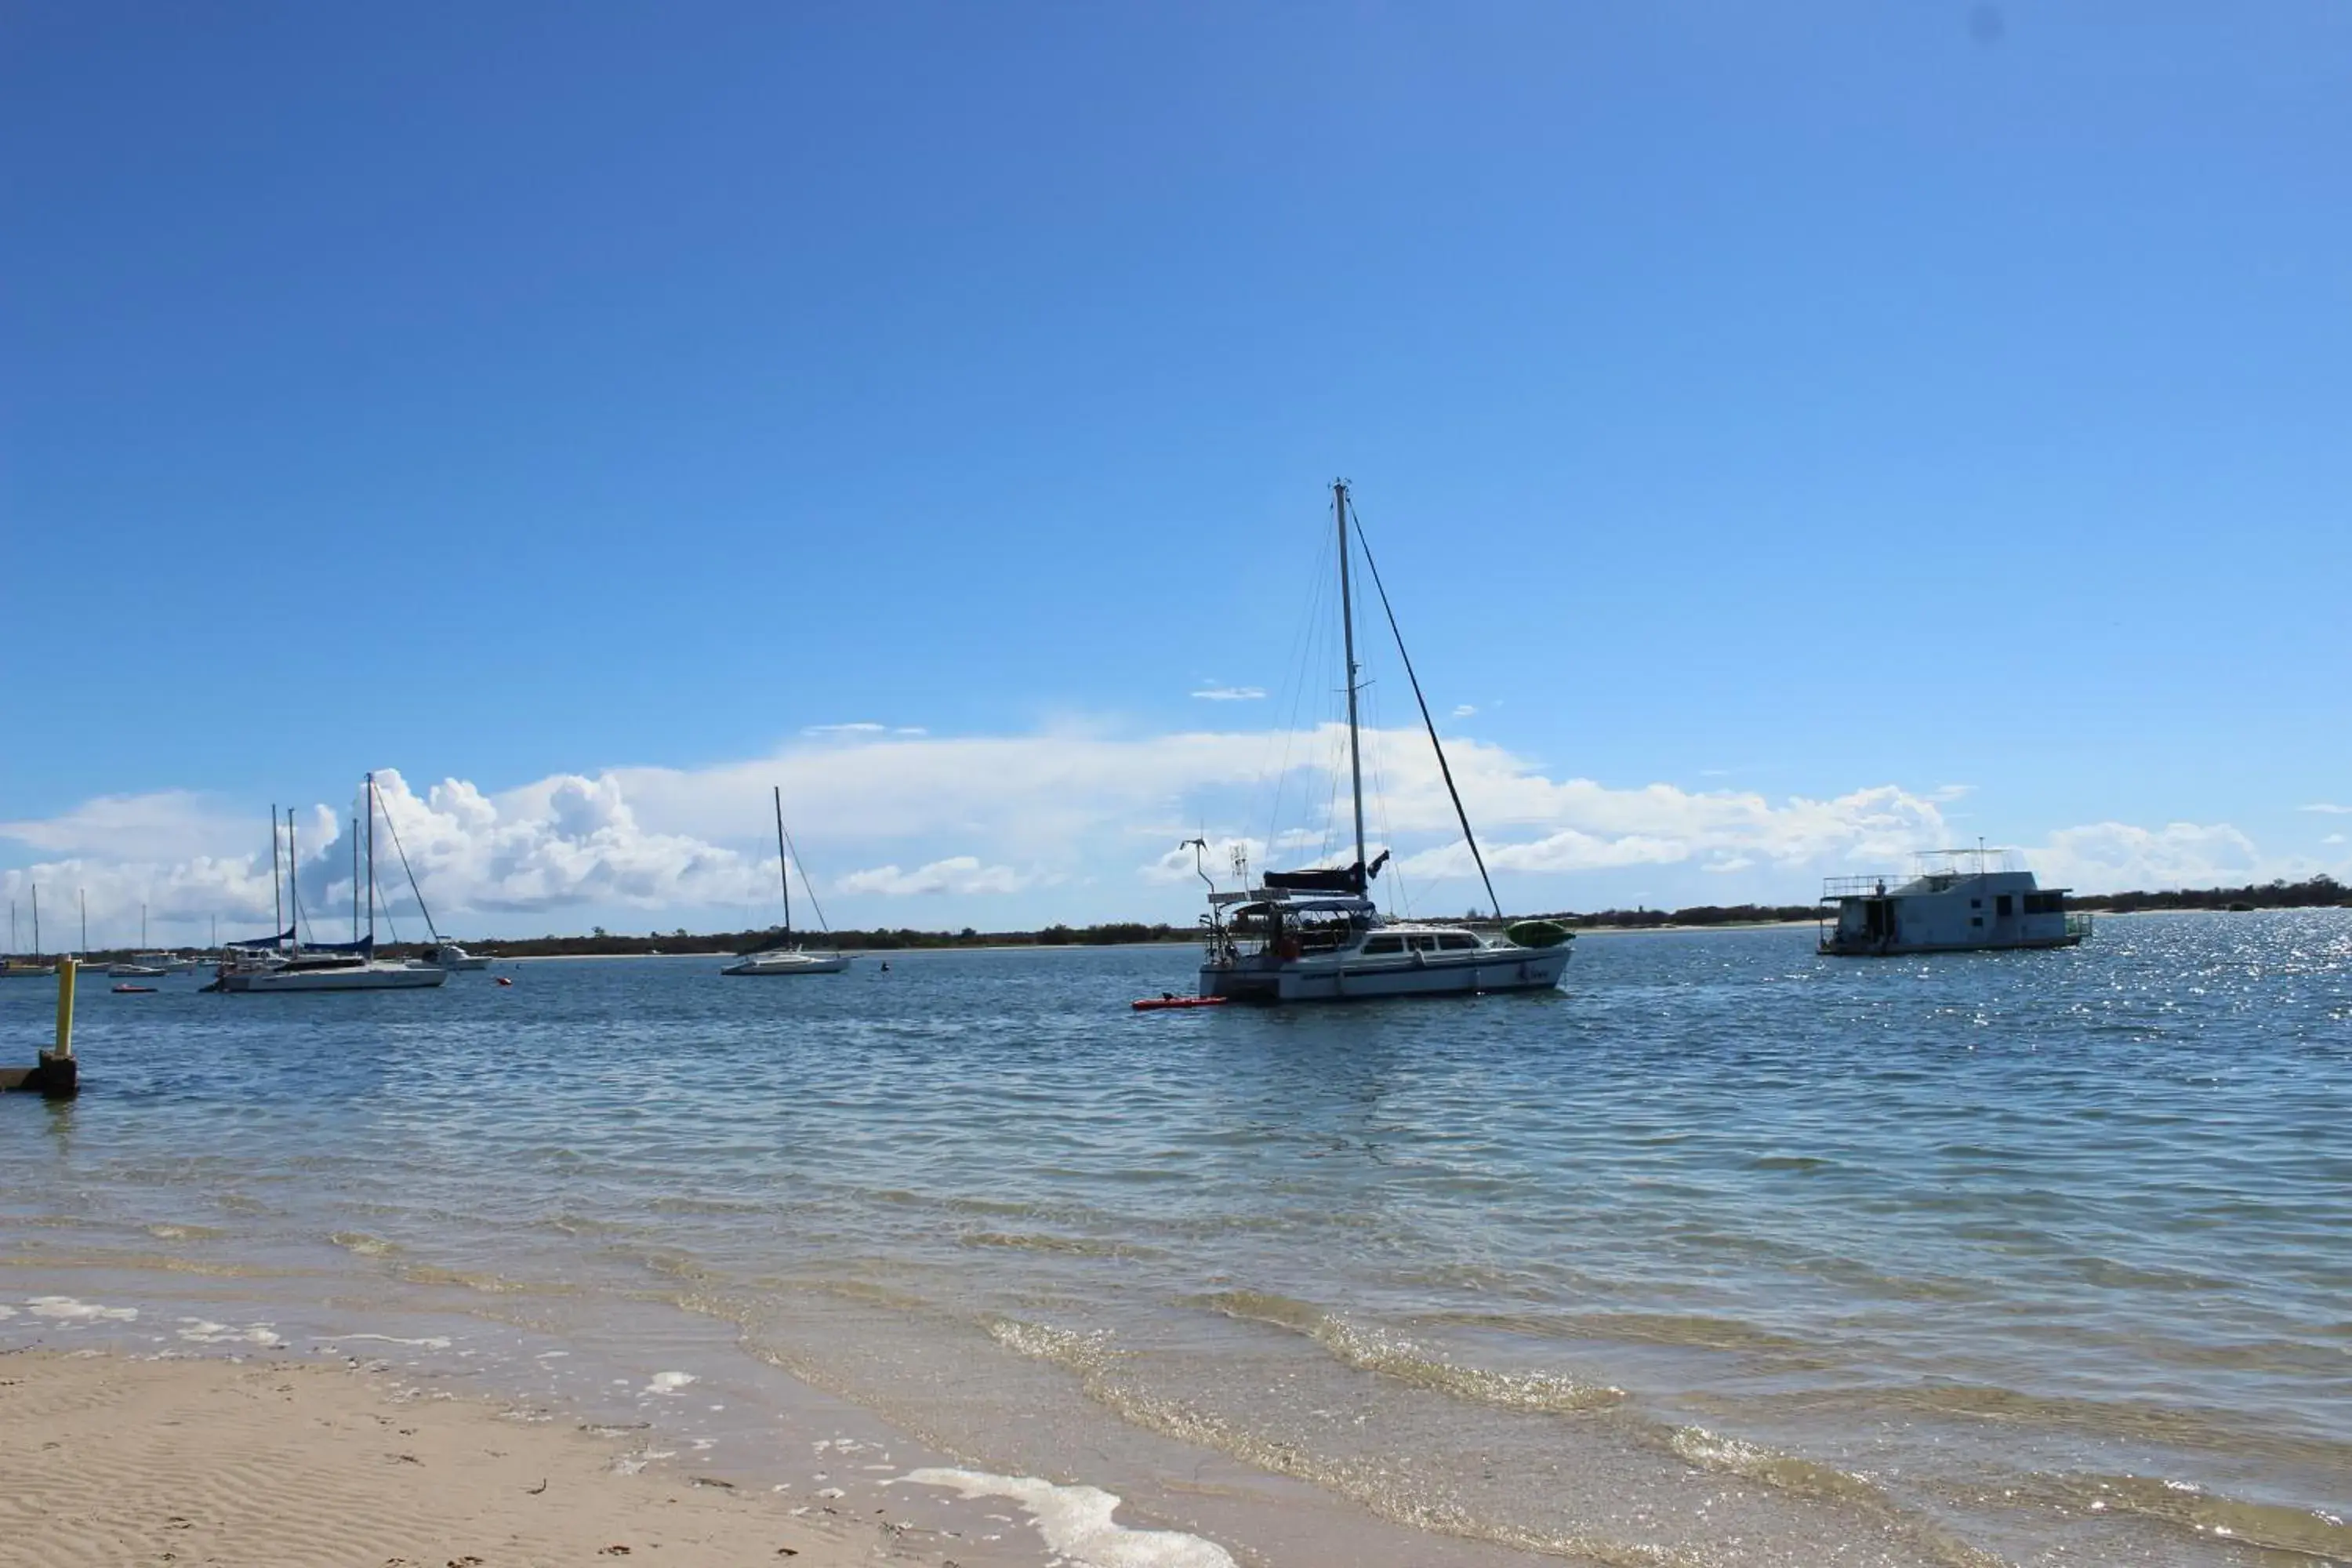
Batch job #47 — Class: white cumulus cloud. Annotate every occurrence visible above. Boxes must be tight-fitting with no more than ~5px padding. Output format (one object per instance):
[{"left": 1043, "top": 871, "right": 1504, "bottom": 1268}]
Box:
[
  {"left": 2030, "top": 821, "right": 2264, "bottom": 892},
  {"left": 836, "top": 857, "right": 1040, "bottom": 896}
]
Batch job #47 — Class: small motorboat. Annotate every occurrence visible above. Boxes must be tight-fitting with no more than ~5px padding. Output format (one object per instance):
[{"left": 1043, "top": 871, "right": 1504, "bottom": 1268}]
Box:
[
  {"left": 495, "top": 976, "right": 514, "bottom": 987},
  {"left": 1131, "top": 993, "right": 1230, "bottom": 1011},
  {"left": 112, "top": 983, "right": 158, "bottom": 994}
]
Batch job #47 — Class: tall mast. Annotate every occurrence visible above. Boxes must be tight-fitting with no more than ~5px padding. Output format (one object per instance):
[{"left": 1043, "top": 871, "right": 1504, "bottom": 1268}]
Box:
[
  {"left": 286, "top": 810, "right": 299, "bottom": 946},
  {"left": 270, "top": 803, "right": 283, "bottom": 939},
  {"left": 773, "top": 786, "right": 792, "bottom": 938},
  {"left": 1335, "top": 478, "right": 1367, "bottom": 884},
  {"left": 352, "top": 817, "right": 360, "bottom": 942},
  {"left": 31, "top": 886, "right": 38, "bottom": 957},
  {"left": 365, "top": 775, "right": 376, "bottom": 946},
  {"left": 79, "top": 887, "right": 87, "bottom": 955}
]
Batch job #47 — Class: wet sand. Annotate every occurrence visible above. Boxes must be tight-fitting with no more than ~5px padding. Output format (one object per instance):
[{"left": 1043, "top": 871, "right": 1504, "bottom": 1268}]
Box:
[{"left": 0, "top": 1351, "right": 935, "bottom": 1568}]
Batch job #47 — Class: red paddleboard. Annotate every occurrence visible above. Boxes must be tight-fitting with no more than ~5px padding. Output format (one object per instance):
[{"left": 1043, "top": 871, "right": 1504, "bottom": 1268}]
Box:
[
  {"left": 1131, "top": 995, "right": 1229, "bottom": 1011},
  {"left": 495, "top": 976, "right": 514, "bottom": 986}
]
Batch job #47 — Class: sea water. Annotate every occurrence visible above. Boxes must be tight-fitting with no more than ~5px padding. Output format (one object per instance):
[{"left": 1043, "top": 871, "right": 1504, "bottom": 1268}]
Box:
[{"left": 3, "top": 912, "right": 2346, "bottom": 1566}]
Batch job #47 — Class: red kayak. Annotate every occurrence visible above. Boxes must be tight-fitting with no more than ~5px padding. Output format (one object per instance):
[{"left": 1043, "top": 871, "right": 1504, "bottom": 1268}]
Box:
[
  {"left": 112, "top": 983, "right": 157, "bottom": 994},
  {"left": 1131, "top": 994, "right": 1229, "bottom": 1011}
]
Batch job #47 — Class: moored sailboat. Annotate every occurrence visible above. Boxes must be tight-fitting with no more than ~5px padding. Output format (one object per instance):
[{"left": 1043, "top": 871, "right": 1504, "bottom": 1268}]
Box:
[
  {"left": 212, "top": 779, "right": 448, "bottom": 993},
  {"left": 722, "top": 787, "right": 849, "bottom": 976},
  {"left": 1196, "top": 481, "right": 1571, "bottom": 1004},
  {"left": 2, "top": 890, "right": 56, "bottom": 978}
]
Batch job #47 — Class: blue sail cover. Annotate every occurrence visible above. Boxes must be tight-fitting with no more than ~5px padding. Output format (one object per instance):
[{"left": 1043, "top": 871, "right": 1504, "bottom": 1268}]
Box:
[
  {"left": 225, "top": 925, "right": 297, "bottom": 950},
  {"left": 303, "top": 935, "right": 376, "bottom": 956}
]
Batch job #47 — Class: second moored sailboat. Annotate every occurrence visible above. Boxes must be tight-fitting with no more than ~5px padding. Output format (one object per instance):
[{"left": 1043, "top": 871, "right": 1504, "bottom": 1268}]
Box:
[
  {"left": 211, "top": 775, "right": 448, "bottom": 992},
  {"left": 722, "top": 787, "right": 849, "bottom": 976}
]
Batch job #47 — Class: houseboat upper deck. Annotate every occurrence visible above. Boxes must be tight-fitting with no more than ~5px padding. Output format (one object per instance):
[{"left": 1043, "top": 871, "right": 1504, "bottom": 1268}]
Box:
[{"left": 1820, "top": 848, "right": 2092, "bottom": 956}]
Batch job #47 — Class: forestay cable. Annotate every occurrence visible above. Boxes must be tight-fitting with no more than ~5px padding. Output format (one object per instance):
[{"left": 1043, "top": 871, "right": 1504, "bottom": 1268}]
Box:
[{"left": 1348, "top": 501, "right": 1503, "bottom": 921}]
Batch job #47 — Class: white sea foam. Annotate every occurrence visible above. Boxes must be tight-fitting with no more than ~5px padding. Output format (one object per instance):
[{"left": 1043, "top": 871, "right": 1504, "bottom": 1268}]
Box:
[
  {"left": 898, "top": 1468, "right": 1237, "bottom": 1568},
  {"left": 27, "top": 1296, "right": 139, "bottom": 1323},
  {"left": 176, "top": 1317, "right": 285, "bottom": 1347},
  {"left": 644, "top": 1370, "right": 697, "bottom": 1395},
  {"left": 316, "top": 1334, "right": 454, "bottom": 1350}
]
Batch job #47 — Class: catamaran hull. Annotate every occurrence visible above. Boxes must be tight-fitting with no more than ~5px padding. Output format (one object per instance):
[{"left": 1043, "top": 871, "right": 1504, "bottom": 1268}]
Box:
[
  {"left": 218, "top": 964, "right": 448, "bottom": 993},
  {"left": 1201, "top": 946, "right": 1570, "bottom": 1004}
]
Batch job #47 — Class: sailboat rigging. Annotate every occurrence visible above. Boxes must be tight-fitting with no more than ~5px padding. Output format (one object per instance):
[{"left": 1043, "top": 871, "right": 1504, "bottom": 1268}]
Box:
[
  {"left": 1194, "top": 481, "right": 1572, "bottom": 1004},
  {"left": 722, "top": 786, "right": 849, "bottom": 975},
  {"left": 209, "top": 775, "right": 448, "bottom": 991},
  {"left": 2, "top": 885, "right": 56, "bottom": 978}
]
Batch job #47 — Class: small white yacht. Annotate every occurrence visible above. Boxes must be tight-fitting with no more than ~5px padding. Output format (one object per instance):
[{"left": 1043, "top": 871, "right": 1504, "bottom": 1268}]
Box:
[
  {"left": 1196, "top": 481, "right": 1572, "bottom": 1004},
  {"left": 216, "top": 952, "right": 448, "bottom": 992},
  {"left": 421, "top": 942, "right": 491, "bottom": 971},
  {"left": 721, "top": 786, "right": 851, "bottom": 978},
  {"left": 1819, "top": 849, "right": 2092, "bottom": 956},
  {"left": 721, "top": 947, "right": 849, "bottom": 976}
]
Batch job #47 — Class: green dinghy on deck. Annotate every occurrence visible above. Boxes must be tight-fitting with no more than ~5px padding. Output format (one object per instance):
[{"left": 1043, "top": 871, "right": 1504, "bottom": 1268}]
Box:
[{"left": 1503, "top": 920, "right": 1573, "bottom": 949}]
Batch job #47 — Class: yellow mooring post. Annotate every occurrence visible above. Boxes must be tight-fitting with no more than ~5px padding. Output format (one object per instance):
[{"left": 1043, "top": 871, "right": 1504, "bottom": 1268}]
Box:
[
  {"left": 38, "top": 958, "right": 78, "bottom": 1098},
  {"left": 54, "top": 956, "right": 76, "bottom": 1057},
  {"left": 3, "top": 957, "right": 76, "bottom": 1097}
]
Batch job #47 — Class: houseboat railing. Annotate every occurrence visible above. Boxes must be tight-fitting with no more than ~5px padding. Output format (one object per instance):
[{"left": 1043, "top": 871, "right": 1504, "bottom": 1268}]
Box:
[
  {"left": 1821, "top": 875, "right": 1896, "bottom": 900},
  {"left": 2065, "top": 912, "right": 2096, "bottom": 940}
]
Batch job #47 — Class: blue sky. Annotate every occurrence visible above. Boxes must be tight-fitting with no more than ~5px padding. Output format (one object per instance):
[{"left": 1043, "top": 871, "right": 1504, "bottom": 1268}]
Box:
[{"left": 4, "top": 2, "right": 2348, "bottom": 941}]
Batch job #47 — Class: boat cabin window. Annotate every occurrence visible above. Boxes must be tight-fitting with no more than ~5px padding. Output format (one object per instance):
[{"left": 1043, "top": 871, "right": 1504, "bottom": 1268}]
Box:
[
  {"left": 1360, "top": 935, "right": 1405, "bottom": 955},
  {"left": 1438, "top": 933, "right": 1478, "bottom": 950},
  {"left": 1996, "top": 895, "right": 2013, "bottom": 917},
  {"left": 1407, "top": 935, "right": 1437, "bottom": 951},
  {"left": 2023, "top": 892, "right": 2064, "bottom": 915}
]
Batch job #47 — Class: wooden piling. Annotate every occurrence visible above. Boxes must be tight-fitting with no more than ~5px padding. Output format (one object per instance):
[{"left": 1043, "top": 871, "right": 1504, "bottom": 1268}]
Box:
[{"left": 2, "top": 958, "right": 78, "bottom": 1098}]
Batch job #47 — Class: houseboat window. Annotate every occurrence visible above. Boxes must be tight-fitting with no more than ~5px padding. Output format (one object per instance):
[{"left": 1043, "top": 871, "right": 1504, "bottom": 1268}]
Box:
[
  {"left": 1360, "top": 935, "right": 1404, "bottom": 955},
  {"left": 1970, "top": 898, "right": 1981, "bottom": 909},
  {"left": 1971, "top": 916, "right": 1984, "bottom": 927},
  {"left": 1997, "top": 895, "right": 2013, "bottom": 917},
  {"left": 1438, "top": 933, "right": 1478, "bottom": 950}
]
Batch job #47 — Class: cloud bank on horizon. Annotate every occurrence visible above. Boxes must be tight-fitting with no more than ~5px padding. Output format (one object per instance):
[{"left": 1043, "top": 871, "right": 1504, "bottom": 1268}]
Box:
[{"left": 0, "top": 722, "right": 2331, "bottom": 939}]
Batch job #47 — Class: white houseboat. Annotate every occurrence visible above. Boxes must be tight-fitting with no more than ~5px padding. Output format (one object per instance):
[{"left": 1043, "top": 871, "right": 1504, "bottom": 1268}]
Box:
[{"left": 1819, "top": 849, "right": 2092, "bottom": 956}]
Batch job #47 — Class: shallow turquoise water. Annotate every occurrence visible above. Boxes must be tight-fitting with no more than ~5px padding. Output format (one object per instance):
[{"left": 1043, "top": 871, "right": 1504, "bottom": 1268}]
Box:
[{"left": 4, "top": 913, "right": 2347, "bottom": 1566}]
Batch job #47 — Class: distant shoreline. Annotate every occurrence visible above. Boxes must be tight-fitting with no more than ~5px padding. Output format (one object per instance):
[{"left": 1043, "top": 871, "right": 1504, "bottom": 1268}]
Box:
[{"left": 27, "top": 884, "right": 2345, "bottom": 967}]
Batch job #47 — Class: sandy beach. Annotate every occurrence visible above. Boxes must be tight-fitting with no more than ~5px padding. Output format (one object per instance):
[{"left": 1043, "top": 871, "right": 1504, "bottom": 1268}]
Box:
[{"left": 0, "top": 1352, "right": 953, "bottom": 1568}]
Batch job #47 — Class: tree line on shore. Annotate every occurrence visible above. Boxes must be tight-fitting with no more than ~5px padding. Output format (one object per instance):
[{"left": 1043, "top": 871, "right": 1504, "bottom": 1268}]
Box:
[{"left": 36, "top": 877, "right": 2350, "bottom": 962}]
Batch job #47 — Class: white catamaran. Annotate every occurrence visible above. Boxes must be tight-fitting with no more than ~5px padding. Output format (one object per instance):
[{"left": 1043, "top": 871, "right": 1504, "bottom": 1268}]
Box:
[
  {"left": 1196, "top": 481, "right": 1573, "bottom": 1004},
  {"left": 722, "top": 787, "right": 849, "bottom": 975},
  {"left": 210, "top": 779, "right": 448, "bottom": 993}
]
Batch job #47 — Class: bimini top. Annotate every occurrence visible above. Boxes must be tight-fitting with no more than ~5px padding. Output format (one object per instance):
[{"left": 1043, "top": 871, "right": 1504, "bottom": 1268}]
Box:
[{"left": 1211, "top": 889, "right": 1378, "bottom": 917}]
